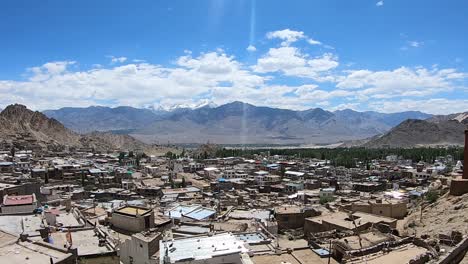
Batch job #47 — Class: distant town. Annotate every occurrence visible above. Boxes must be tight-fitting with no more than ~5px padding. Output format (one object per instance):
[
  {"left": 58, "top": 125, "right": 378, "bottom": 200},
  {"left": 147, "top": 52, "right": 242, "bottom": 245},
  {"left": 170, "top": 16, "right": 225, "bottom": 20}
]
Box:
[{"left": 0, "top": 108, "right": 467, "bottom": 264}]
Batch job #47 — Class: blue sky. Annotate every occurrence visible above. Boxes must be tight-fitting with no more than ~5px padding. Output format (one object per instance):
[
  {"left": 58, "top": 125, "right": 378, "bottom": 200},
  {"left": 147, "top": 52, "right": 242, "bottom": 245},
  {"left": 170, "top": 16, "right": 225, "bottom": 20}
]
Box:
[{"left": 0, "top": 0, "right": 467, "bottom": 113}]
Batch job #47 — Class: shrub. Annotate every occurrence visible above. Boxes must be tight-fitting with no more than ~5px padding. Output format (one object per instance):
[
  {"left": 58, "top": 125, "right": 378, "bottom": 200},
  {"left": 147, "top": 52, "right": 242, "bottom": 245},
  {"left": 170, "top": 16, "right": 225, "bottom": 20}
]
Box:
[{"left": 426, "top": 190, "right": 439, "bottom": 203}]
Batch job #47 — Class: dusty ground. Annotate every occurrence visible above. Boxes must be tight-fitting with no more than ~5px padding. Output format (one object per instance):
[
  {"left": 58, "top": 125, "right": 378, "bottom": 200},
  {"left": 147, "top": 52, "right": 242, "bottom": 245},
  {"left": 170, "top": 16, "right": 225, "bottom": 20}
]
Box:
[
  {"left": 397, "top": 192, "right": 468, "bottom": 239},
  {"left": 461, "top": 255, "right": 468, "bottom": 264}
]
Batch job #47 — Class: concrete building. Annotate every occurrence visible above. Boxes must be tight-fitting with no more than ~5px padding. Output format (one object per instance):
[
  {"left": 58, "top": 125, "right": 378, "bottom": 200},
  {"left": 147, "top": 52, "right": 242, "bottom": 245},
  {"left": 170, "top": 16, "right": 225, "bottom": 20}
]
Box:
[
  {"left": 304, "top": 211, "right": 397, "bottom": 236},
  {"left": 159, "top": 233, "right": 249, "bottom": 264},
  {"left": 284, "top": 171, "right": 305, "bottom": 181},
  {"left": 164, "top": 204, "right": 216, "bottom": 222},
  {"left": 1, "top": 193, "right": 37, "bottom": 214},
  {"left": 319, "top": 188, "right": 335, "bottom": 199},
  {"left": 0, "top": 161, "right": 14, "bottom": 173},
  {"left": 0, "top": 229, "right": 76, "bottom": 264},
  {"left": 450, "top": 129, "right": 468, "bottom": 196},
  {"left": 110, "top": 206, "right": 155, "bottom": 233},
  {"left": 285, "top": 182, "right": 304, "bottom": 194},
  {"left": 349, "top": 199, "right": 407, "bottom": 219},
  {"left": 352, "top": 182, "right": 386, "bottom": 192},
  {"left": 120, "top": 230, "right": 162, "bottom": 264},
  {"left": 49, "top": 228, "right": 118, "bottom": 264},
  {"left": 274, "top": 206, "right": 319, "bottom": 230}
]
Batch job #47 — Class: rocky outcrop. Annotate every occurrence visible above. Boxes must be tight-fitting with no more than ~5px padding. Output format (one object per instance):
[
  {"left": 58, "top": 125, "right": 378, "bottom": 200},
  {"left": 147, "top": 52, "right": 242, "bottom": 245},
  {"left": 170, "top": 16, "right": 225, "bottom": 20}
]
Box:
[{"left": 0, "top": 104, "right": 147, "bottom": 151}]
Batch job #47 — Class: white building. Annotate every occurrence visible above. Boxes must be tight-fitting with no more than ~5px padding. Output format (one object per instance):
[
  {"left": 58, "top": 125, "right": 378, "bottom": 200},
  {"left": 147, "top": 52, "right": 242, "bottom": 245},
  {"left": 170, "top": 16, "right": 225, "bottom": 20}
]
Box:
[
  {"left": 284, "top": 171, "right": 305, "bottom": 181},
  {"left": 120, "top": 230, "right": 162, "bottom": 264},
  {"left": 159, "top": 233, "right": 250, "bottom": 264},
  {"left": 319, "top": 188, "right": 336, "bottom": 199},
  {"left": 203, "top": 167, "right": 220, "bottom": 179}
]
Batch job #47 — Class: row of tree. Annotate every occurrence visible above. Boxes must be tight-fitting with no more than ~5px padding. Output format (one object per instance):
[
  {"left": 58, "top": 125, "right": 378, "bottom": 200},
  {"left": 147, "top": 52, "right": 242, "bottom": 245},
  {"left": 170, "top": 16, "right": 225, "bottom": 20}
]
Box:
[{"left": 213, "top": 147, "right": 464, "bottom": 168}]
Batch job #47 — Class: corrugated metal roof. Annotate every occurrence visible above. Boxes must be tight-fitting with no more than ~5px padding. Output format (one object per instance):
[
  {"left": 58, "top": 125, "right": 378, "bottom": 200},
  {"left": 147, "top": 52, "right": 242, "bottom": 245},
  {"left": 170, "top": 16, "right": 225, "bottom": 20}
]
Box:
[{"left": 160, "top": 233, "right": 248, "bottom": 261}]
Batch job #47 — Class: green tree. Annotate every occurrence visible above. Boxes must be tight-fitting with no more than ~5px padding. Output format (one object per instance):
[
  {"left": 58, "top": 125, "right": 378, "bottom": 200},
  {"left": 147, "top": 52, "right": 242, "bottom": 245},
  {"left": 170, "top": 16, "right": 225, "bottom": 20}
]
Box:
[
  {"left": 10, "top": 147, "right": 15, "bottom": 158},
  {"left": 280, "top": 166, "right": 286, "bottom": 177},
  {"left": 320, "top": 196, "right": 335, "bottom": 205},
  {"left": 426, "top": 190, "right": 439, "bottom": 203},
  {"left": 170, "top": 176, "right": 175, "bottom": 189},
  {"left": 118, "top": 152, "right": 125, "bottom": 165}
]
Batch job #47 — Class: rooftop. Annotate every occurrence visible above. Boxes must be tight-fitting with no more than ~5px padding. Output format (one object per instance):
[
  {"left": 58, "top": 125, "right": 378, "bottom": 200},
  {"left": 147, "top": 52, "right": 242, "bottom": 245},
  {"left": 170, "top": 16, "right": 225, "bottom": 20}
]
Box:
[
  {"left": 3, "top": 194, "right": 35, "bottom": 206},
  {"left": 346, "top": 244, "right": 428, "bottom": 264},
  {"left": 251, "top": 248, "right": 338, "bottom": 264},
  {"left": 161, "top": 187, "right": 200, "bottom": 195},
  {"left": 159, "top": 233, "right": 248, "bottom": 262},
  {"left": 116, "top": 206, "right": 152, "bottom": 216},
  {"left": 285, "top": 171, "right": 305, "bottom": 176},
  {"left": 0, "top": 241, "right": 72, "bottom": 264},
  {"left": 306, "top": 211, "right": 396, "bottom": 230},
  {"left": 275, "top": 205, "right": 305, "bottom": 214},
  {"left": 49, "top": 229, "right": 114, "bottom": 256},
  {"left": 0, "top": 215, "right": 42, "bottom": 236},
  {"left": 336, "top": 231, "right": 392, "bottom": 250}
]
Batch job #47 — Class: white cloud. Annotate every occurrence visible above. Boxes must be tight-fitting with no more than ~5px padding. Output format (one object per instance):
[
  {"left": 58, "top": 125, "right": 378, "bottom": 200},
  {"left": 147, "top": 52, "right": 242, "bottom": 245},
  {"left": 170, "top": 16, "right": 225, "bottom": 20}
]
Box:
[
  {"left": 307, "top": 53, "right": 339, "bottom": 72},
  {"left": 295, "top": 86, "right": 353, "bottom": 100},
  {"left": 27, "top": 61, "right": 76, "bottom": 82},
  {"left": 0, "top": 28, "right": 466, "bottom": 115},
  {"left": 266, "top": 29, "right": 306, "bottom": 46},
  {"left": 0, "top": 51, "right": 268, "bottom": 110},
  {"left": 210, "top": 84, "right": 345, "bottom": 110},
  {"left": 266, "top": 29, "right": 322, "bottom": 47},
  {"left": 401, "top": 40, "right": 423, "bottom": 50},
  {"left": 253, "top": 47, "right": 338, "bottom": 80},
  {"left": 108, "top": 56, "right": 127, "bottom": 64},
  {"left": 408, "top": 41, "right": 423, "bottom": 47},
  {"left": 254, "top": 47, "right": 306, "bottom": 73},
  {"left": 307, "top": 38, "right": 322, "bottom": 45},
  {"left": 246, "top": 45, "right": 257, "bottom": 52},
  {"left": 376, "top": 1, "right": 384, "bottom": 7},
  {"left": 336, "top": 67, "right": 466, "bottom": 99},
  {"left": 369, "top": 98, "right": 468, "bottom": 115}
]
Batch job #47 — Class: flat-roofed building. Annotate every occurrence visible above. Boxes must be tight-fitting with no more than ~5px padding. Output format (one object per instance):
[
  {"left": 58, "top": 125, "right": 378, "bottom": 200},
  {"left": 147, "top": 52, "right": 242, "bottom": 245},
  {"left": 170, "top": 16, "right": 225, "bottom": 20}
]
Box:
[
  {"left": 349, "top": 199, "right": 408, "bottom": 219},
  {"left": 0, "top": 230, "right": 76, "bottom": 264},
  {"left": 159, "top": 232, "right": 249, "bottom": 264},
  {"left": 1, "top": 194, "right": 37, "bottom": 214},
  {"left": 304, "top": 211, "right": 397, "bottom": 236},
  {"left": 120, "top": 230, "right": 162, "bottom": 264},
  {"left": 49, "top": 228, "right": 118, "bottom": 264},
  {"left": 284, "top": 171, "right": 305, "bottom": 181},
  {"left": 110, "top": 206, "right": 155, "bottom": 233},
  {"left": 275, "top": 205, "right": 320, "bottom": 230}
]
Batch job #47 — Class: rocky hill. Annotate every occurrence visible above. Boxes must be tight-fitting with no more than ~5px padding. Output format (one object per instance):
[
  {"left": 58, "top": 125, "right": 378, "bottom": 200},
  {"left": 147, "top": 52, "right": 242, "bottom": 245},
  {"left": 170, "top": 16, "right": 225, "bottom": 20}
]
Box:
[
  {"left": 400, "top": 192, "right": 468, "bottom": 245},
  {"left": 81, "top": 131, "right": 147, "bottom": 151},
  {"left": 0, "top": 104, "right": 82, "bottom": 146},
  {"left": 0, "top": 104, "right": 147, "bottom": 151},
  {"left": 364, "top": 112, "right": 468, "bottom": 148}
]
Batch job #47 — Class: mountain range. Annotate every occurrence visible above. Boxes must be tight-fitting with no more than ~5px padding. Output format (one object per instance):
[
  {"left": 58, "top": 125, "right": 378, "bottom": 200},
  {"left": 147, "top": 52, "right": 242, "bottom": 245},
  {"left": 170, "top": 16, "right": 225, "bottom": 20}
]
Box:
[{"left": 43, "top": 101, "right": 433, "bottom": 145}]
